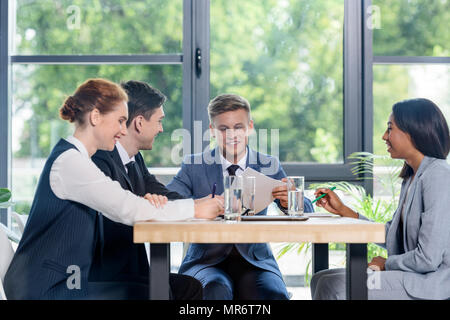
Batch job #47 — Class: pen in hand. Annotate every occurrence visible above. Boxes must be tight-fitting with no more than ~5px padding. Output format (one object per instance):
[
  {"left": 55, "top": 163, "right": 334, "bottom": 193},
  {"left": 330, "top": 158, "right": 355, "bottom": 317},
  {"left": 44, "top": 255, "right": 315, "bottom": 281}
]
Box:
[
  {"left": 211, "top": 183, "right": 217, "bottom": 198},
  {"left": 312, "top": 186, "right": 337, "bottom": 204}
]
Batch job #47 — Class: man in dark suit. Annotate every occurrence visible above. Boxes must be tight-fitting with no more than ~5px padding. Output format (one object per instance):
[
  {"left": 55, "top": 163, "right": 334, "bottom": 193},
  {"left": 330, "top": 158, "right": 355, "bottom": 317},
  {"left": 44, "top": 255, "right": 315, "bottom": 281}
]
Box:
[{"left": 89, "top": 80, "right": 202, "bottom": 300}]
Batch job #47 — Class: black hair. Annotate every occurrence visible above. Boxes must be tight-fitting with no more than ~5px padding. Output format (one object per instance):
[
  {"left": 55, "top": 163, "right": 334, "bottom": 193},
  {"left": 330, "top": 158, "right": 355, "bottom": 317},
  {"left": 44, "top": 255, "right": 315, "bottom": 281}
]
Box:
[
  {"left": 392, "top": 98, "right": 450, "bottom": 179},
  {"left": 120, "top": 80, "right": 167, "bottom": 127}
]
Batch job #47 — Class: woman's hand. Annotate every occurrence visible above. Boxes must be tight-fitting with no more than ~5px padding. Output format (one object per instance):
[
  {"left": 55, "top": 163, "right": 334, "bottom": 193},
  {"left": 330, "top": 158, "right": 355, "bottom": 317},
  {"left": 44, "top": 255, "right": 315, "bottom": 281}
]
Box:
[
  {"left": 368, "top": 256, "right": 386, "bottom": 271},
  {"left": 314, "top": 188, "right": 358, "bottom": 218},
  {"left": 194, "top": 195, "right": 224, "bottom": 219},
  {"left": 144, "top": 193, "right": 168, "bottom": 208},
  {"left": 272, "top": 178, "right": 289, "bottom": 208}
]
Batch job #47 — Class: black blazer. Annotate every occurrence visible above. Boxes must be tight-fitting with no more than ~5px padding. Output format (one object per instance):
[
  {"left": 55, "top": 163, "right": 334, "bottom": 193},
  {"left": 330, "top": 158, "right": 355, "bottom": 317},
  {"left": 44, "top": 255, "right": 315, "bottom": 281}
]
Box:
[{"left": 89, "top": 147, "right": 184, "bottom": 282}]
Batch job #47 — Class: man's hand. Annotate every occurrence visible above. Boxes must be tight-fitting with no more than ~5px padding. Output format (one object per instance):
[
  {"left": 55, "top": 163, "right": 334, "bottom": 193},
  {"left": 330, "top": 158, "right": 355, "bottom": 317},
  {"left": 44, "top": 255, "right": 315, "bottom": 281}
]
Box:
[
  {"left": 144, "top": 193, "right": 168, "bottom": 208},
  {"left": 368, "top": 256, "right": 386, "bottom": 271},
  {"left": 194, "top": 196, "right": 224, "bottom": 219},
  {"left": 272, "top": 177, "right": 288, "bottom": 208},
  {"left": 195, "top": 194, "right": 223, "bottom": 202}
]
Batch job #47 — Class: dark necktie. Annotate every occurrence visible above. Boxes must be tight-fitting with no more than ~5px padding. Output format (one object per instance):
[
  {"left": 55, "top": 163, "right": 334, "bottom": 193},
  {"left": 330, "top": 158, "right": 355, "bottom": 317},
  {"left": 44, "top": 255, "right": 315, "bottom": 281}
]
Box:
[
  {"left": 227, "top": 164, "right": 241, "bottom": 176},
  {"left": 125, "top": 161, "right": 145, "bottom": 196}
]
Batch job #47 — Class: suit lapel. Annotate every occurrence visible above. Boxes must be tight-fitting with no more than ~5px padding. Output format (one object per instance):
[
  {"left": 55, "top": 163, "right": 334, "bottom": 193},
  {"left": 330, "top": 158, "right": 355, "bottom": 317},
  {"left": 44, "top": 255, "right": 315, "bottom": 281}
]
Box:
[
  {"left": 246, "top": 148, "right": 261, "bottom": 173},
  {"left": 130, "top": 159, "right": 146, "bottom": 196},
  {"left": 206, "top": 147, "right": 259, "bottom": 194},
  {"left": 205, "top": 148, "right": 225, "bottom": 195},
  {"left": 386, "top": 179, "right": 408, "bottom": 254},
  {"left": 110, "top": 147, "right": 134, "bottom": 192},
  {"left": 401, "top": 156, "right": 433, "bottom": 250},
  {"left": 400, "top": 177, "right": 415, "bottom": 251}
]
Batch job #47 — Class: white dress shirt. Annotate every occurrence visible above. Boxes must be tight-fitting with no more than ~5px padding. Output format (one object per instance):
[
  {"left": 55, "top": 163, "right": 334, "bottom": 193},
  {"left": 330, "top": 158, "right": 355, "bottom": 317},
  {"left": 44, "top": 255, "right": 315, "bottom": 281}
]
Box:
[
  {"left": 220, "top": 148, "right": 248, "bottom": 177},
  {"left": 49, "top": 136, "right": 194, "bottom": 226},
  {"left": 115, "top": 141, "right": 135, "bottom": 173}
]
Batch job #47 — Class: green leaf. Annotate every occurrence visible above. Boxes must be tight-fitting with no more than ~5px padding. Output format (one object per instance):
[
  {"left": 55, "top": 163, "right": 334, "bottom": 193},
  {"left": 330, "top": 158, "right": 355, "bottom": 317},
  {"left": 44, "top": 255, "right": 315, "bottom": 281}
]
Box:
[
  {"left": 277, "top": 243, "right": 298, "bottom": 259},
  {"left": 304, "top": 259, "right": 312, "bottom": 286},
  {"left": 0, "top": 188, "right": 12, "bottom": 203}
]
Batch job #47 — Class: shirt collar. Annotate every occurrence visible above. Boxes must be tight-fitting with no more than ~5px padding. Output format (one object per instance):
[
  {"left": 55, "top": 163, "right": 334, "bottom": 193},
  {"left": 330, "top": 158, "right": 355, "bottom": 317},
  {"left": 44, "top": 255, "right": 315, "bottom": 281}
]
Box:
[
  {"left": 115, "top": 141, "right": 135, "bottom": 166},
  {"left": 65, "top": 135, "right": 90, "bottom": 158},
  {"left": 220, "top": 147, "right": 248, "bottom": 175}
]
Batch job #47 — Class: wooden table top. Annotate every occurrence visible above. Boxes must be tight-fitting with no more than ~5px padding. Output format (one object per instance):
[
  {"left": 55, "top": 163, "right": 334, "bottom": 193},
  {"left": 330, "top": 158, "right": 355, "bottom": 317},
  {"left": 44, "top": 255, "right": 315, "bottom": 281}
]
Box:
[{"left": 134, "top": 216, "right": 385, "bottom": 244}]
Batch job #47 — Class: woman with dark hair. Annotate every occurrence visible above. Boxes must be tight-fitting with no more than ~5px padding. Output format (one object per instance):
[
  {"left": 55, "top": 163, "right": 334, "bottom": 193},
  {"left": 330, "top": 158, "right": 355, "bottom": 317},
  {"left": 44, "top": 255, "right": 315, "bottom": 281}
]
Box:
[
  {"left": 311, "top": 98, "right": 450, "bottom": 300},
  {"left": 4, "top": 79, "right": 223, "bottom": 300}
]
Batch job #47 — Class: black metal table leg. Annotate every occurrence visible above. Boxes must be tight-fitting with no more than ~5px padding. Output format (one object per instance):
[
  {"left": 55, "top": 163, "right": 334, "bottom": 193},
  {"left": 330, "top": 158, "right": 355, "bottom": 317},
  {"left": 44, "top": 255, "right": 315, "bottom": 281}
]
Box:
[
  {"left": 312, "top": 243, "right": 329, "bottom": 274},
  {"left": 149, "top": 243, "right": 170, "bottom": 300},
  {"left": 346, "top": 243, "right": 368, "bottom": 300}
]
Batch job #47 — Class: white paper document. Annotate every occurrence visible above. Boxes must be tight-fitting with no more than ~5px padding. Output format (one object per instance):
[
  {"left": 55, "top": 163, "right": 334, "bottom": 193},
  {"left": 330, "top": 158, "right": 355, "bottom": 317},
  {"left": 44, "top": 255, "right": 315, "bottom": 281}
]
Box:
[{"left": 241, "top": 167, "right": 286, "bottom": 213}]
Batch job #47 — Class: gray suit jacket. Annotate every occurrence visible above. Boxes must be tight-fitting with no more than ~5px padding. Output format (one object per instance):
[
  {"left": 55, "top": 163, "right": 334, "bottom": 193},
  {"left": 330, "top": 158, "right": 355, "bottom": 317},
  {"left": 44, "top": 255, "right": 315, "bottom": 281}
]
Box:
[
  {"left": 360, "top": 156, "right": 450, "bottom": 299},
  {"left": 167, "top": 147, "right": 313, "bottom": 279}
]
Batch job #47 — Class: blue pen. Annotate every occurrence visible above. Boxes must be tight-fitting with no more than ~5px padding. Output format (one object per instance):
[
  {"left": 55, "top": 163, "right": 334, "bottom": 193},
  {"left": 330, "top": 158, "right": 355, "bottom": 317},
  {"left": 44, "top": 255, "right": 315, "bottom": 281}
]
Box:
[{"left": 211, "top": 183, "right": 217, "bottom": 198}]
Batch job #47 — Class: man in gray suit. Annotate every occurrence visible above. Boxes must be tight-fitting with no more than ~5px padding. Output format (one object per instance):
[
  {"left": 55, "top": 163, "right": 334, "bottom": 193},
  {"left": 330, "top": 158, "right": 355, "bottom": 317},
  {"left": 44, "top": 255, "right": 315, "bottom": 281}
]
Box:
[{"left": 167, "top": 94, "right": 314, "bottom": 300}]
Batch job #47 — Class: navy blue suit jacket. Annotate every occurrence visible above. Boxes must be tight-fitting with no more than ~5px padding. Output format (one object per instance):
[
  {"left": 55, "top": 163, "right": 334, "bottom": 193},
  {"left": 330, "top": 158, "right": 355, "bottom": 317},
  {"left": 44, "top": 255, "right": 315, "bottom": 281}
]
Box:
[
  {"left": 167, "top": 148, "right": 314, "bottom": 279},
  {"left": 90, "top": 147, "right": 184, "bottom": 282}
]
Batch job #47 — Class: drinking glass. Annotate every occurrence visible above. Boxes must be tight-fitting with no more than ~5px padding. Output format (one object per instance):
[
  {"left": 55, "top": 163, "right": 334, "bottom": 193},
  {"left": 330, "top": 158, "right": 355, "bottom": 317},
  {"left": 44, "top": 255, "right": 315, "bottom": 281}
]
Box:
[
  {"left": 287, "top": 176, "right": 304, "bottom": 216},
  {"left": 243, "top": 176, "right": 256, "bottom": 216},
  {"left": 224, "top": 175, "right": 243, "bottom": 220}
]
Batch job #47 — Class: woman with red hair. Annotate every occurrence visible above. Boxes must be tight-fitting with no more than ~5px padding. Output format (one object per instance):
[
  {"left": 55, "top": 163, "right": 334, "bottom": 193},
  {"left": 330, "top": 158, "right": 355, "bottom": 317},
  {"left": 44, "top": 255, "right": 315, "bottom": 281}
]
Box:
[{"left": 4, "top": 78, "right": 223, "bottom": 300}]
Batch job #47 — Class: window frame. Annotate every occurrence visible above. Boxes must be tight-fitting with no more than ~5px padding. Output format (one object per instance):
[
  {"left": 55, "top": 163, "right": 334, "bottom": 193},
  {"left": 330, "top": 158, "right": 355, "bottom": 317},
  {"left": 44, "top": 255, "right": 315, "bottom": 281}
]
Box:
[
  {"left": 1, "top": 0, "right": 12, "bottom": 227},
  {"left": 0, "top": 0, "right": 202, "bottom": 227},
  {"left": 0, "top": 0, "right": 382, "bottom": 226},
  {"left": 202, "top": 0, "right": 372, "bottom": 184},
  {"left": 369, "top": 0, "right": 450, "bottom": 193},
  {"left": 279, "top": 0, "right": 372, "bottom": 186}
]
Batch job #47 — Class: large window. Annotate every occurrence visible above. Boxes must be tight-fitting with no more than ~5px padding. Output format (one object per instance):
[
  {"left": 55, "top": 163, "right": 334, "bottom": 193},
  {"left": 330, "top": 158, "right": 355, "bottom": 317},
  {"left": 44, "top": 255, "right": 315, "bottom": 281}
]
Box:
[
  {"left": 3, "top": 0, "right": 370, "bottom": 219},
  {"left": 12, "top": 64, "right": 183, "bottom": 214},
  {"left": 371, "top": 0, "right": 450, "bottom": 210},
  {"left": 9, "top": 0, "right": 185, "bottom": 216},
  {"left": 14, "top": 0, "right": 183, "bottom": 55},
  {"left": 373, "top": 0, "right": 450, "bottom": 57},
  {"left": 373, "top": 64, "right": 450, "bottom": 156},
  {"left": 211, "top": 0, "right": 344, "bottom": 164},
  {"left": 372, "top": 0, "right": 450, "bottom": 153},
  {"left": 6, "top": 0, "right": 441, "bottom": 299}
]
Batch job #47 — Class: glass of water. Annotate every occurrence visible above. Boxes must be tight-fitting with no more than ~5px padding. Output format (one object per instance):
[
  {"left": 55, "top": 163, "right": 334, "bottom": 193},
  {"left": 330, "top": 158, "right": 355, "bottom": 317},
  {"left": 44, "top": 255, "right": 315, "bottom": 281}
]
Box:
[
  {"left": 243, "top": 176, "right": 256, "bottom": 216},
  {"left": 224, "top": 175, "right": 243, "bottom": 221},
  {"left": 287, "top": 176, "right": 304, "bottom": 216}
]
